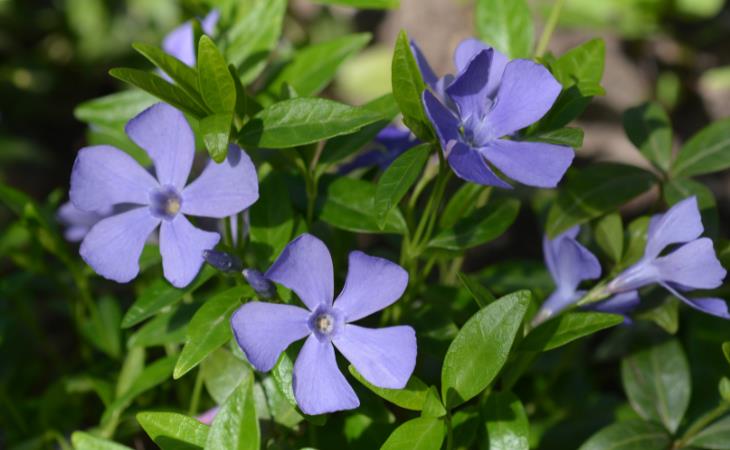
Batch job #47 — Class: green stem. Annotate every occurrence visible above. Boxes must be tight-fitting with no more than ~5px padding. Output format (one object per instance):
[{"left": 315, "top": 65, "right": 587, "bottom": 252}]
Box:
[
  {"left": 675, "top": 402, "right": 730, "bottom": 448},
  {"left": 535, "top": 0, "right": 565, "bottom": 57},
  {"left": 189, "top": 367, "right": 205, "bottom": 416},
  {"left": 445, "top": 411, "right": 454, "bottom": 450}
]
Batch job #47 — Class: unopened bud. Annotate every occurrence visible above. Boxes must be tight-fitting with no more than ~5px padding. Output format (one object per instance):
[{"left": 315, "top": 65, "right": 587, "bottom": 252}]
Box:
[
  {"left": 243, "top": 268, "right": 275, "bottom": 299},
  {"left": 202, "top": 249, "right": 242, "bottom": 273}
]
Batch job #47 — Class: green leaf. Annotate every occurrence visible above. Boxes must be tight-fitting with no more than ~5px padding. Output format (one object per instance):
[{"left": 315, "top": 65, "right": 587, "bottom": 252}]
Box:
[
  {"left": 672, "top": 118, "right": 730, "bottom": 178},
  {"left": 249, "top": 170, "right": 294, "bottom": 265},
  {"left": 201, "top": 348, "right": 249, "bottom": 405},
  {"left": 579, "top": 420, "right": 671, "bottom": 450},
  {"left": 620, "top": 216, "right": 651, "bottom": 270},
  {"left": 102, "top": 355, "right": 177, "bottom": 424},
  {"left": 520, "top": 312, "right": 623, "bottom": 352},
  {"left": 81, "top": 296, "right": 122, "bottom": 358},
  {"left": 526, "top": 127, "right": 584, "bottom": 148},
  {"left": 421, "top": 386, "right": 447, "bottom": 418},
  {"left": 132, "top": 42, "right": 204, "bottom": 107},
  {"left": 225, "top": 0, "right": 286, "bottom": 84},
  {"left": 594, "top": 213, "right": 624, "bottom": 262},
  {"left": 173, "top": 286, "right": 252, "bottom": 379},
  {"left": 441, "top": 291, "right": 530, "bottom": 408},
  {"left": 311, "top": 0, "right": 399, "bottom": 8},
  {"left": 380, "top": 417, "right": 446, "bottom": 450},
  {"left": 428, "top": 199, "right": 520, "bottom": 251},
  {"left": 121, "top": 266, "right": 216, "bottom": 328},
  {"left": 456, "top": 272, "right": 495, "bottom": 308},
  {"left": 238, "top": 98, "right": 385, "bottom": 148},
  {"left": 200, "top": 112, "right": 233, "bottom": 163},
  {"left": 74, "top": 89, "right": 157, "bottom": 127},
  {"left": 723, "top": 342, "right": 730, "bottom": 365},
  {"left": 137, "top": 411, "right": 209, "bottom": 450},
  {"left": 375, "top": 143, "right": 431, "bottom": 227},
  {"left": 109, "top": 68, "right": 208, "bottom": 117},
  {"left": 318, "top": 176, "right": 407, "bottom": 234},
  {"left": 550, "top": 39, "right": 606, "bottom": 94},
  {"left": 71, "top": 432, "right": 133, "bottom": 450},
  {"left": 206, "top": 371, "right": 259, "bottom": 450},
  {"left": 475, "top": 0, "right": 534, "bottom": 59},
  {"left": 440, "top": 184, "right": 488, "bottom": 229},
  {"left": 687, "top": 415, "right": 730, "bottom": 449},
  {"left": 266, "top": 33, "right": 371, "bottom": 98},
  {"left": 348, "top": 365, "right": 429, "bottom": 411},
  {"left": 546, "top": 163, "right": 656, "bottom": 238},
  {"left": 198, "top": 36, "right": 236, "bottom": 114},
  {"left": 127, "top": 303, "right": 196, "bottom": 348},
  {"left": 621, "top": 339, "right": 690, "bottom": 433},
  {"left": 482, "top": 391, "right": 529, "bottom": 450},
  {"left": 623, "top": 102, "right": 673, "bottom": 173},
  {"left": 391, "top": 30, "right": 432, "bottom": 141}
]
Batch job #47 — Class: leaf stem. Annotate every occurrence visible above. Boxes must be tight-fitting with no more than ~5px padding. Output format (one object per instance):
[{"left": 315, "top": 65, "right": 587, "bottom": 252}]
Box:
[
  {"left": 188, "top": 366, "right": 205, "bottom": 416},
  {"left": 535, "top": 0, "right": 565, "bottom": 58},
  {"left": 675, "top": 401, "right": 730, "bottom": 448}
]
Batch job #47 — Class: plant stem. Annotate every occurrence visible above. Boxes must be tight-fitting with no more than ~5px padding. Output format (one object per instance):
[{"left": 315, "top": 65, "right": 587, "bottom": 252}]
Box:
[
  {"left": 675, "top": 401, "right": 730, "bottom": 448},
  {"left": 535, "top": 0, "right": 565, "bottom": 57},
  {"left": 445, "top": 411, "right": 454, "bottom": 450},
  {"left": 188, "top": 367, "right": 205, "bottom": 416}
]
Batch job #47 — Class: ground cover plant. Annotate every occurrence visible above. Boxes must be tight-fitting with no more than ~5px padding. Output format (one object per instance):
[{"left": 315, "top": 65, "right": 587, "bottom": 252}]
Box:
[{"left": 2, "top": 0, "right": 730, "bottom": 449}]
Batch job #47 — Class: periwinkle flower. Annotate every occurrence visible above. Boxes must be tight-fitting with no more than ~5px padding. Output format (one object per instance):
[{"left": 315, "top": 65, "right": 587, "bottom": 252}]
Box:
[
  {"left": 163, "top": 9, "right": 219, "bottom": 67},
  {"left": 339, "top": 125, "right": 419, "bottom": 173},
  {"left": 196, "top": 406, "right": 219, "bottom": 425},
  {"left": 231, "top": 234, "right": 416, "bottom": 415},
  {"left": 70, "top": 102, "right": 258, "bottom": 287},
  {"left": 57, "top": 201, "right": 111, "bottom": 242},
  {"left": 418, "top": 39, "right": 574, "bottom": 188},
  {"left": 606, "top": 196, "right": 729, "bottom": 319}
]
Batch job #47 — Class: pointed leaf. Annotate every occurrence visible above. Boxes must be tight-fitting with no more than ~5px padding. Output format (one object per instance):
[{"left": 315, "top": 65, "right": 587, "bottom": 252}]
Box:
[
  {"left": 206, "top": 371, "right": 259, "bottom": 450},
  {"left": 375, "top": 143, "right": 431, "bottom": 227},
  {"left": 109, "top": 68, "right": 208, "bottom": 117},
  {"left": 137, "top": 411, "right": 209, "bottom": 450},
  {"left": 380, "top": 417, "right": 446, "bottom": 450},
  {"left": 475, "top": 0, "right": 534, "bottom": 59}
]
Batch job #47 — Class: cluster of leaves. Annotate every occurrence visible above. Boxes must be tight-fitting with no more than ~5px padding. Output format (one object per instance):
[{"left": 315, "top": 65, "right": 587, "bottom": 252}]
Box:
[{"left": 2, "top": 0, "right": 730, "bottom": 449}]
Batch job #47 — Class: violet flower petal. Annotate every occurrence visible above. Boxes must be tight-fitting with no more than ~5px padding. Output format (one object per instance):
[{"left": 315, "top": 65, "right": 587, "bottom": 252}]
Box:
[
  {"left": 126, "top": 103, "right": 195, "bottom": 191},
  {"left": 57, "top": 201, "right": 110, "bottom": 242},
  {"left": 448, "top": 142, "right": 511, "bottom": 188},
  {"left": 592, "top": 291, "right": 640, "bottom": 315},
  {"left": 445, "top": 49, "right": 493, "bottom": 119},
  {"left": 70, "top": 145, "right": 158, "bottom": 211},
  {"left": 653, "top": 238, "right": 726, "bottom": 290},
  {"left": 333, "top": 251, "right": 409, "bottom": 322},
  {"left": 645, "top": 196, "right": 703, "bottom": 259},
  {"left": 480, "top": 139, "right": 574, "bottom": 188},
  {"left": 454, "top": 39, "right": 507, "bottom": 98},
  {"left": 422, "top": 90, "right": 460, "bottom": 145},
  {"left": 231, "top": 302, "right": 310, "bottom": 372},
  {"left": 181, "top": 145, "right": 259, "bottom": 218},
  {"left": 79, "top": 207, "right": 160, "bottom": 283},
  {"left": 265, "top": 234, "right": 334, "bottom": 310},
  {"left": 196, "top": 406, "right": 219, "bottom": 425},
  {"left": 410, "top": 40, "right": 439, "bottom": 90},
  {"left": 293, "top": 334, "right": 359, "bottom": 415},
  {"left": 333, "top": 324, "right": 416, "bottom": 389},
  {"left": 486, "top": 59, "right": 562, "bottom": 138},
  {"left": 542, "top": 226, "right": 580, "bottom": 282},
  {"left": 201, "top": 9, "right": 220, "bottom": 35},
  {"left": 661, "top": 282, "right": 730, "bottom": 319},
  {"left": 162, "top": 21, "right": 196, "bottom": 67},
  {"left": 159, "top": 214, "right": 220, "bottom": 288}
]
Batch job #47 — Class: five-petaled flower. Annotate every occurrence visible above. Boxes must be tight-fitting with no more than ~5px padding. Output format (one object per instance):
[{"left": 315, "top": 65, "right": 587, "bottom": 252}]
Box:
[
  {"left": 606, "top": 196, "right": 729, "bottom": 319},
  {"left": 416, "top": 38, "right": 574, "bottom": 188},
  {"left": 69, "top": 102, "right": 258, "bottom": 288},
  {"left": 231, "top": 233, "right": 417, "bottom": 415}
]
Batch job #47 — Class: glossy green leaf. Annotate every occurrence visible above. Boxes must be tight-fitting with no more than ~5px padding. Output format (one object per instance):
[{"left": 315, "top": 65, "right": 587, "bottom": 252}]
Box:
[
  {"left": 249, "top": 170, "right": 294, "bottom": 265},
  {"left": 137, "top": 411, "right": 209, "bottom": 450},
  {"left": 238, "top": 98, "right": 385, "bottom": 148},
  {"left": 173, "top": 286, "right": 252, "bottom": 379},
  {"left": 127, "top": 303, "right": 196, "bottom": 348},
  {"left": 579, "top": 420, "right": 671, "bottom": 450},
  {"left": 74, "top": 89, "right": 157, "bottom": 127},
  {"left": 421, "top": 386, "right": 447, "bottom": 418},
  {"left": 546, "top": 163, "right": 656, "bottom": 238},
  {"left": 200, "top": 112, "right": 233, "bottom": 163},
  {"left": 375, "top": 143, "right": 431, "bottom": 227},
  {"left": 526, "top": 127, "right": 584, "bottom": 148},
  {"left": 318, "top": 176, "right": 407, "bottom": 234},
  {"left": 132, "top": 42, "right": 204, "bottom": 107},
  {"left": 687, "top": 415, "right": 730, "bottom": 449},
  {"left": 620, "top": 216, "right": 650, "bottom": 269},
  {"left": 457, "top": 272, "right": 495, "bottom": 308},
  {"left": 550, "top": 39, "right": 606, "bottom": 94},
  {"left": 391, "top": 30, "right": 432, "bottom": 141},
  {"left": 482, "top": 391, "right": 529, "bottom": 450},
  {"left": 442, "top": 291, "right": 530, "bottom": 408},
  {"left": 266, "top": 33, "right": 371, "bottom": 98},
  {"left": 311, "top": 0, "right": 399, "bottom": 8},
  {"left": 198, "top": 36, "right": 236, "bottom": 114},
  {"left": 439, "top": 184, "right": 488, "bottom": 229},
  {"left": 109, "top": 68, "right": 208, "bottom": 118},
  {"left": 637, "top": 297, "right": 679, "bottom": 335},
  {"left": 521, "top": 312, "right": 623, "bottom": 352},
  {"left": 623, "top": 102, "right": 673, "bottom": 173},
  {"left": 594, "top": 213, "right": 624, "bottom": 262},
  {"left": 380, "top": 417, "right": 446, "bottom": 450},
  {"left": 475, "top": 0, "right": 533, "bottom": 59},
  {"left": 201, "top": 348, "right": 249, "bottom": 405},
  {"left": 428, "top": 199, "right": 520, "bottom": 251},
  {"left": 349, "top": 365, "right": 429, "bottom": 411},
  {"left": 71, "top": 432, "right": 133, "bottom": 450},
  {"left": 672, "top": 118, "right": 730, "bottom": 178},
  {"left": 121, "top": 266, "right": 216, "bottom": 328},
  {"left": 206, "top": 371, "right": 259, "bottom": 450},
  {"left": 225, "top": 0, "right": 286, "bottom": 83},
  {"left": 621, "top": 339, "right": 690, "bottom": 433}
]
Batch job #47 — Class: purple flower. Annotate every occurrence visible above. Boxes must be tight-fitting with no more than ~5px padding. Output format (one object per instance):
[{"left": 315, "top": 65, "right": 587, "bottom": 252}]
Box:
[
  {"left": 196, "top": 406, "right": 219, "bottom": 425},
  {"left": 418, "top": 38, "right": 574, "bottom": 188},
  {"left": 162, "top": 9, "right": 220, "bottom": 67},
  {"left": 339, "top": 125, "right": 419, "bottom": 173},
  {"left": 606, "top": 196, "right": 729, "bottom": 319},
  {"left": 70, "top": 102, "right": 258, "bottom": 287},
  {"left": 57, "top": 201, "right": 112, "bottom": 242},
  {"left": 231, "top": 234, "right": 416, "bottom": 415}
]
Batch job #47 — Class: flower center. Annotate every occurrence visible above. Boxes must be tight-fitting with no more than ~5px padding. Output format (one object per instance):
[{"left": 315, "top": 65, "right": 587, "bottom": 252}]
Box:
[
  {"left": 308, "top": 305, "right": 342, "bottom": 340},
  {"left": 314, "top": 313, "right": 334, "bottom": 334},
  {"left": 149, "top": 186, "right": 183, "bottom": 220}
]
